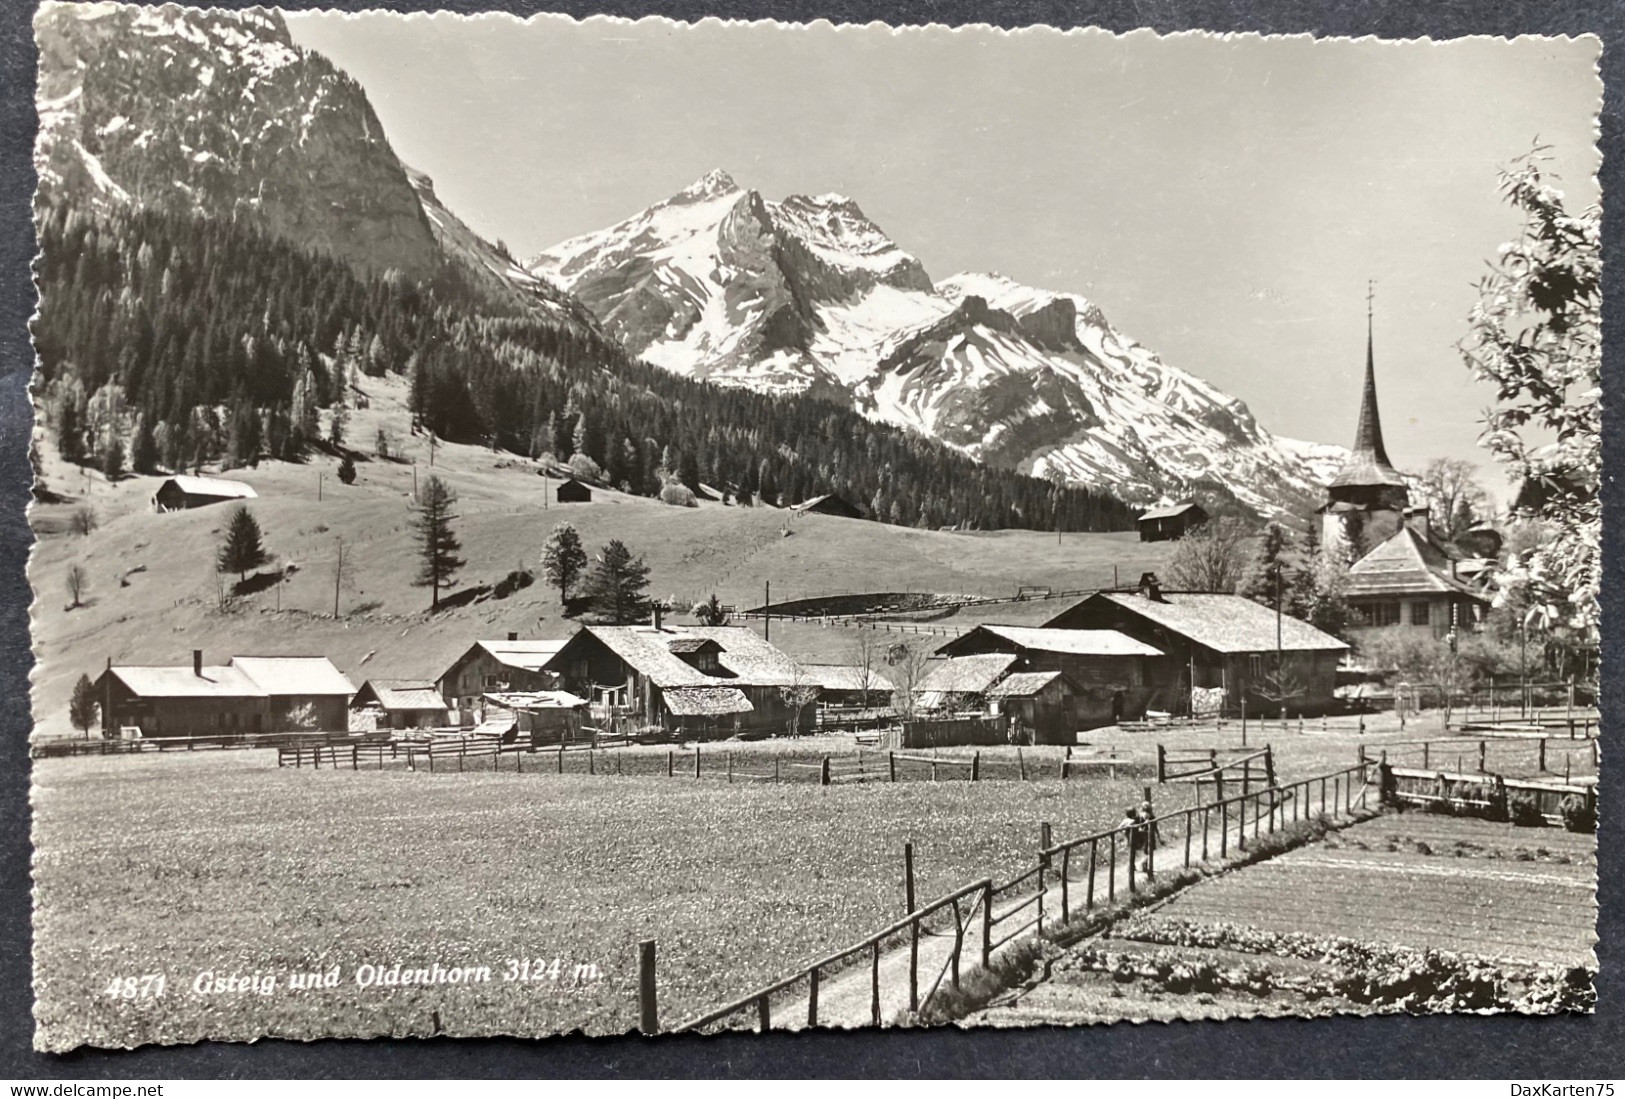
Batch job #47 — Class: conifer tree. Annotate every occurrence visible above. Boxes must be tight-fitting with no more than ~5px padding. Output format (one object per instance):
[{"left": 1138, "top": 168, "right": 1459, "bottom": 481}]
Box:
[
  {"left": 541, "top": 522, "right": 588, "bottom": 607},
  {"left": 411, "top": 475, "right": 464, "bottom": 610},
  {"left": 131, "top": 413, "right": 159, "bottom": 475},
  {"left": 217, "top": 504, "right": 269, "bottom": 582},
  {"left": 69, "top": 673, "right": 99, "bottom": 739},
  {"left": 1240, "top": 521, "right": 1294, "bottom": 607},
  {"left": 580, "top": 539, "right": 652, "bottom": 625}
]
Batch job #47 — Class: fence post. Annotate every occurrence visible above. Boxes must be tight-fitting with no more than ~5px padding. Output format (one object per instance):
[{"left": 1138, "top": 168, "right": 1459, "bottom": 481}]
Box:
[
  {"left": 905, "top": 842, "right": 918, "bottom": 1013},
  {"left": 972, "top": 752, "right": 980, "bottom": 782},
  {"left": 821, "top": 757, "right": 831, "bottom": 786},
  {"left": 757, "top": 993, "right": 771, "bottom": 1033},
  {"left": 638, "top": 940, "right": 659, "bottom": 1035},
  {"left": 1061, "top": 847, "right": 1071, "bottom": 923},
  {"left": 870, "top": 941, "right": 882, "bottom": 1026},
  {"left": 1539, "top": 738, "right": 1547, "bottom": 773},
  {"left": 695, "top": 746, "right": 702, "bottom": 779},
  {"left": 808, "top": 967, "right": 820, "bottom": 1028},
  {"left": 980, "top": 880, "right": 993, "bottom": 967},
  {"left": 1086, "top": 839, "right": 1097, "bottom": 910},
  {"left": 1423, "top": 741, "right": 1430, "bottom": 769},
  {"left": 1479, "top": 740, "right": 1487, "bottom": 773},
  {"left": 727, "top": 752, "right": 733, "bottom": 784},
  {"left": 1108, "top": 831, "right": 1117, "bottom": 903},
  {"left": 667, "top": 750, "right": 673, "bottom": 778},
  {"left": 889, "top": 752, "right": 896, "bottom": 783},
  {"left": 1017, "top": 747, "right": 1026, "bottom": 781},
  {"left": 1157, "top": 743, "right": 1166, "bottom": 783}
]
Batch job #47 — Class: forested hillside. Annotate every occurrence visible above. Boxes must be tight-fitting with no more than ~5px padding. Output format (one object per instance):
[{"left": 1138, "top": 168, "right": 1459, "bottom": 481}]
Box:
[{"left": 32, "top": 202, "right": 1138, "bottom": 532}]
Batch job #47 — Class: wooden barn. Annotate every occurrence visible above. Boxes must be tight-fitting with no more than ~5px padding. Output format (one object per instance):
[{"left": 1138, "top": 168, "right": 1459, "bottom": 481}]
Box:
[
  {"left": 350, "top": 679, "right": 448, "bottom": 731},
  {"left": 96, "top": 652, "right": 354, "bottom": 739},
  {"left": 152, "top": 475, "right": 257, "bottom": 513},
  {"left": 1136, "top": 501, "right": 1208, "bottom": 542},
  {"left": 556, "top": 478, "right": 592, "bottom": 504},
  {"left": 791, "top": 493, "right": 865, "bottom": 520},
  {"left": 437, "top": 635, "right": 569, "bottom": 715},
  {"left": 913, "top": 654, "right": 1018, "bottom": 712},
  {"left": 934, "top": 624, "right": 1166, "bottom": 727},
  {"left": 986, "top": 671, "right": 1081, "bottom": 745},
  {"left": 548, "top": 622, "right": 811, "bottom": 738},
  {"left": 1041, "top": 575, "right": 1348, "bottom": 717}
]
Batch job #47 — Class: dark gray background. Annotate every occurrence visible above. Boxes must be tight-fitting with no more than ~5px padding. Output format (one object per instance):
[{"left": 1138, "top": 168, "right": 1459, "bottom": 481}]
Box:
[{"left": 1, "top": 0, "right": 1618, "bottom": 1079}]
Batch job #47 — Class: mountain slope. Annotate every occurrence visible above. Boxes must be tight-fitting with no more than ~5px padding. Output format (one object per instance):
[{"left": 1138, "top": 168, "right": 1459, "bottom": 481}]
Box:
[{"left": 532, "top": 173, "right": 1342, "bottom": 516}]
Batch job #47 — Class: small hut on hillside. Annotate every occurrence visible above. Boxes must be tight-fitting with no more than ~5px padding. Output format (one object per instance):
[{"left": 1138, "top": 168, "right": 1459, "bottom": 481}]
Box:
[
  {"left": 791, "top": 493, "right": 865, "bottom": 520},
  {"left": 556, "top": 478, "right": 592, "bottom": 504},
  {"left": 152, "top": 475, "right": 257, "bottom": 513},
  {"left": 986, "top": 671, "right": 1081, "bottom": 745},
  {"left": 1136, "top": 501, "right": 1208, "bottom": 542}
]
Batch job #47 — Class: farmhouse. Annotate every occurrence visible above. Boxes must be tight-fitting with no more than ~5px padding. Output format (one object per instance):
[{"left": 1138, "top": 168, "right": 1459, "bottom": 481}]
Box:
[
  {"left": 350, "top": 679, "right": 448, "bottom": 732},
  {"left": 437, "top": 635, "right": 569, "bottom": 714},
  {"left": 96, "top": 651, "right": 354, "bottom": 739},
  {"left": 985, "top": 671, "right": 1082, "bottom": 745},
  {"left": 914, "top": 653, "right": 1018, "bottom": 712},
  {"left": 1344, "top": 524, "right": 1491, "bottom": 639},
  {"left": 151, "top": 475, "right": 257, "bottom": 513},
  {"left": 1042, "top": 576, "right": 1348, "bottom": 716},
  {"left": 1136, "top": 501, "right": 1207, "bottom": 542},
  {"left": 934, "top": 624, "right": 1166, "bottom": 725},
  {"left": 791, "top": 493, "right": 866, "bottom": 520},
  {"left": 555, "top": 478, "right": 592, "bottom": 504},
  {"left": 548, "top": 621, "right": 810, "bottom": 738}
]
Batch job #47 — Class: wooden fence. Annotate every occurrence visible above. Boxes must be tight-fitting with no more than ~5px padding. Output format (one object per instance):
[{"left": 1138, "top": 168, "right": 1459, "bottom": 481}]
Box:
[
  {"left": 36, "top": 730, "right": 358, "bottom": 759},
  {"left": 640, "top": 759, "right": 1374, "bottom": 1033},
  {"left": 1361, "top": 736, "right": 1598, "bottom": 783},
  {"left": 1377, "top": 760, "right": 1596, "bottom": 827}
]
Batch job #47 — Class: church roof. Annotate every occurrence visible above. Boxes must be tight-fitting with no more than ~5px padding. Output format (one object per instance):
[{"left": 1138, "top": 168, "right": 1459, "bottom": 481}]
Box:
[
  {"left": 1346, "top": 527, "right": 1491, "bottom": 601},
  {"left": 1329, "top": 312, "right": 1409, "bottom": 491}
]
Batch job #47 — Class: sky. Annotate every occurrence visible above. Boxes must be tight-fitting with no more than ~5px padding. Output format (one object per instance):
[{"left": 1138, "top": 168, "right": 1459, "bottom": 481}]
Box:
[{"left": 286, "top": 12, "right": 1600, "bottom": 494}]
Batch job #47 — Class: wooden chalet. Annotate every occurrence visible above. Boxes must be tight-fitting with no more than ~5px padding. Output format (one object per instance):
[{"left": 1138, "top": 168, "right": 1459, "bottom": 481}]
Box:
[
  {"left": 96, "top": 652, "right": 354, "bottom": 739},
  {"left": 934, "top": 624, "right": 1166, "bottom": 727},
  {"left": 437, "top": 635, "right": 569, "bottom": 715},
  {"left": 548, "top": 621, "right": 810, "bottom": 738},
  {"left": 1136, "top": 501, "right": 1207, "bottom": 542},
  {"left": 1042, "top": 575, "right": 1348, "bottom": 716},
  {"left": 555, "top": 478, "right": 592, "bottom": 504},
  {"left": 791, "top": 493, "right": 865, "bottom": 520},
  {"left": 350, "top": 679, "right": 448, "bottom": 731},
  {"left": 152, "top": 475, "right": 257, "bottom": 513}
]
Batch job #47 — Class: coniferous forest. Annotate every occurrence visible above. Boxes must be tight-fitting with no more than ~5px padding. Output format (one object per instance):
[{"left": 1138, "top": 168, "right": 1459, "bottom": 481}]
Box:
[{"left": 32, "top": 200, "right": 1138, "bottom": 532}]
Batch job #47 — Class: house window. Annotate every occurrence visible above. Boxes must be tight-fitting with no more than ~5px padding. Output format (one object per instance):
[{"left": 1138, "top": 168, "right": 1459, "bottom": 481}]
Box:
[
  {"left": 1357, "top": 602, "right": 1401, "bottom": 627},
  {"left": 483, "top": 674, "right": 501, "bottom": 688},
  {"left": 1410, "top": 601, "right": 1432, "bottom": 626},
  {"left": 1248, "top": 654, "right": 1267, "bottom": 679}
]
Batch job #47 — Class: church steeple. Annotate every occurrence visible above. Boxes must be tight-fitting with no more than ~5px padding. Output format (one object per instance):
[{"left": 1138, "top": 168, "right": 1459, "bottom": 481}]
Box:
[{"left": 1329, "top": 285, "right": 1408, "bottom": 498}]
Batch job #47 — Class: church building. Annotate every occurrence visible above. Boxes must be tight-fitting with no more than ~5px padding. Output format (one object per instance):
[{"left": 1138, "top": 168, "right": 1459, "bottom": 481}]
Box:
[{"left": 1319, "top": 298, "right": 1492, "bottom": 641}]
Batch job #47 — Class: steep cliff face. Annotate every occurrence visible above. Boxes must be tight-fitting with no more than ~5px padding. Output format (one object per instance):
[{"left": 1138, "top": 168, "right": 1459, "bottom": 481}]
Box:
[
  {"left": 35, "top": 4, "right": 442, "bottom": 280},
  {"left": 531, "top": 173, "right": 1344, "bottom": 516}
]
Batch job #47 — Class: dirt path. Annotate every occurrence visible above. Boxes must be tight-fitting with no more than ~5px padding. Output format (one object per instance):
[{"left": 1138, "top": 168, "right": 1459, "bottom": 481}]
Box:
[{"left": 760, "top": 777, "right": 1377, "bottom": 1030}]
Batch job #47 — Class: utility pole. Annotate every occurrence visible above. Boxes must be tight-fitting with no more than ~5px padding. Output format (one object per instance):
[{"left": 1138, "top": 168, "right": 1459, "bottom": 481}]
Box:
[
  {"left": 317, "top": 472, "right": 323, "bottom": 502},
  {"left": 764, "top": 580, "right": 771, "bottom": 642},
  {"left": 412, "top": 463, "right": 418, "bottom": 502},
  {"left": 334, "top": 536, "right": 344, "bottom": 619},
  {"left": 428, "top": 433, "right": 438, "bottom": 467}
]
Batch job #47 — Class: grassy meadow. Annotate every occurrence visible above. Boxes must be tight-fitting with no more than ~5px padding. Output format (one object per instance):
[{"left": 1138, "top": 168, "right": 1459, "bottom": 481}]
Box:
[
  {"left": 29, "top": 373, "right": 1171, "bottom": 738},
  {"left": 32, "top": 750, "right": 1148, "bottom": 1049}
]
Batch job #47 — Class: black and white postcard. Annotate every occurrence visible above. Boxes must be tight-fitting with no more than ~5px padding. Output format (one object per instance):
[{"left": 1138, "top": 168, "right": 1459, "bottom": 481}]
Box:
[{"left": 26, "top": 4, "right": 1602, "bottom": 1051}]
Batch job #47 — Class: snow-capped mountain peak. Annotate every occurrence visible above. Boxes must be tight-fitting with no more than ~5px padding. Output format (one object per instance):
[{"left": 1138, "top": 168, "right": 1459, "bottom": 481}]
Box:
[{"left": 529, "top": 174, "right": 1341, "bottom": 515}]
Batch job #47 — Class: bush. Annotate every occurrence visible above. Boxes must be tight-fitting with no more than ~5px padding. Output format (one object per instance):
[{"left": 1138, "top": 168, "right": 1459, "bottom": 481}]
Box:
[
  {"left": 658, "top": 481, "right": 697, "bottom": 508},
  {"left": 493, "top": 568, "right": 534, "bottom": 599},
  {"left": 568, "top": 453, "right": 603, "bottom": 482},
  {"left": 1508, "top": 792, "right": 1545, "bottom": 828},
  {"left": 1560, "top": 795, "right": 1596, "bottom": 834}
]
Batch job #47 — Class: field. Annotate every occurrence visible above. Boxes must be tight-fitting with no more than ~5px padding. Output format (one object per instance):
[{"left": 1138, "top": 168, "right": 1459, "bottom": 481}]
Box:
[
  {"left": 1155, "top": 813, "right": 1597, "bottom": 967},
  {"left": 28, "top": 373, "right": 1171, "bottom": 739},
  {"left": 31, "top": 750, "right": 1148, "bottom": 1050}
]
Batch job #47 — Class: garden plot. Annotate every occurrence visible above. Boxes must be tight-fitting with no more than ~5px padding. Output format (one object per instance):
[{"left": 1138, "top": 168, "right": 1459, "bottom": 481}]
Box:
[{"left": 1154, "top": 813, "right": 1596, "bottom": 968}]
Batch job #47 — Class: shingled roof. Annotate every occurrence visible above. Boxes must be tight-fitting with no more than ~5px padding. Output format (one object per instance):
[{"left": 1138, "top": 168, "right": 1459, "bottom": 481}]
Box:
[
  {"left": 579, "top": 625, "right": 800, "bottom": 688},
  {"left": 915, "top": 654, "right": 1018, "bottom": 707},
  {"left": 473, "top": 639, "right": 570, "bottom": 673},
  {"left": 108, "top": 656, "right": 354, "bottom": 699},
  {"left": 663, "top": 686, "right": 754, "bottom": 717},
  {"left": 937, "top": 625, "right": 1163, "bottom": 658},
  {"left": 1330, "top": 316, "right": 1408, "bottom": 491},
  {"left": 1138, "top": 502, "right": 1203, "bottom": 522},
  {"left": 352, "top": 679, "right": 444, "bottom": 712},
  {"left": 800, "top": 664, "right": 894, "bottom": 692},
  {"left": 985, "top": 670, "right": 1071, "bottom": 699},
  {"left": 1346, "top": 527, "right": 1491, "bottom": 601},
  {"left": 1054, "top": 593, "right": 1348, "bottom": 654}
]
